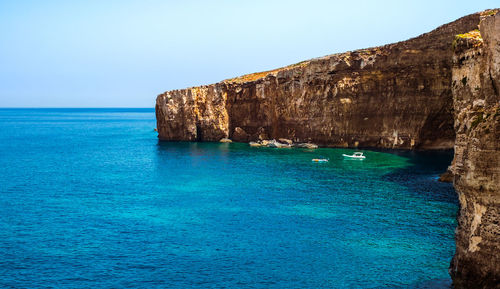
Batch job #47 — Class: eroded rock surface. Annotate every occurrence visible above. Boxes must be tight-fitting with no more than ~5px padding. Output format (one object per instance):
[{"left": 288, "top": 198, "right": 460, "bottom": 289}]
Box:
[
  {"left": 156, "top": 13, "right": 482, "bottom": 149},
  {"left": 449, "top": 11, "right": 500, "bottom": 289},
  {"left": 155, "top": 84, "right": 229, "bottom": 141}
]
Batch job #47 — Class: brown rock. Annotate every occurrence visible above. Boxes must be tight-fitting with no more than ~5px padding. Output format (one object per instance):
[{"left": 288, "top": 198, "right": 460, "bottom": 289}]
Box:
[
  {"left": 438, "top": 170, "right": 453, "bottom": 183},
  {"left": 449, "top": 11, "right": 500, "bottom": 289},
  {"left": 232, "top": 127, "right": 249, "bottom": 142},
  {"left": 155, "top": 85, "right": 229, "bottom": 141},
  {"left": 257, "top": 127, "right": 269, "bottom": 141},
  {"left": 248, "top": 127, "right": 269, "bottom": 141},
  {"left": 278, "top": 138, "right": 293, "bottom": 145}
]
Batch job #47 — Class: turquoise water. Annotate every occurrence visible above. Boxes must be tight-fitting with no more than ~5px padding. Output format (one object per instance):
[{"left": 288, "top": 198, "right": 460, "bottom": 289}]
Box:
[{"left": 0, "top": 108, "right": 457, "bottom": 288}]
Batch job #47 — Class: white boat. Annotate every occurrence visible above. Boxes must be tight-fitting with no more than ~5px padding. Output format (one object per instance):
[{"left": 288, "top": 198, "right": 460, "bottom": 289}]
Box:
[
  {"left": 342, "top": 152, "right": 366, "bottom": 159},
  {"left": 312, "top": 158, "right": 329, "bottom": 162}
]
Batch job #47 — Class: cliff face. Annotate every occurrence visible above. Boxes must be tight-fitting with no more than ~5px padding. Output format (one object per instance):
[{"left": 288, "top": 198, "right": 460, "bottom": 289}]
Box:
[
  {"left": 449, "top": 11, "right": 500, "bottom": 289},
  {"left": 156, "top": 10, "right": 500, "bottom": 287},
  {"left": 156, "top": 85, "right": 229, "bottom": 141},
  {"left": 156, "top": 13, "right": 481, "bottom": 149}
]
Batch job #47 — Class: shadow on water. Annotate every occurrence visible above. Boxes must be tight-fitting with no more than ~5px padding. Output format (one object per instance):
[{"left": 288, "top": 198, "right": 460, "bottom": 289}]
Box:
[
  {"left": 403, "top": 278, "right": 452, "bottom": 289},
  {"left": 154, "top": 143, "right": 457, "bottom": 204},
  {"left": 378, "top": 149, "right": 457, "bottom": 204}
]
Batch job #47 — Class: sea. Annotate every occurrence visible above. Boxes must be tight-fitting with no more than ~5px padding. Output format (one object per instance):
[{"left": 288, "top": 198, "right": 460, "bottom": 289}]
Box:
[{"left": 0, "top": 108, "right": 458, "bottom": 288}]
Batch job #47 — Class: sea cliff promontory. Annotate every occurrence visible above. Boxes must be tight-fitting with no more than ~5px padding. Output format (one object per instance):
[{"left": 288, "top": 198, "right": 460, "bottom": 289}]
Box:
[
  {"left": 156, "top": 10, "right": 499, "bottom": 288},
  {"left": 156, "top": 12, "right": 481, "bottom": 148}
]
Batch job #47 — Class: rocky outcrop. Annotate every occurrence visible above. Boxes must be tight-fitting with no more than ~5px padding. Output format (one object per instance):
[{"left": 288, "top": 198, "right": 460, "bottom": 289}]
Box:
[
  {"left": 449, "top": 11, "right": 500, "bottom": 289},
  {"left": 156, "top": 12, "right": 482, "bottom": 149},
  {"left": 155, "top": 85, "right": 229, "bottom": 141}
]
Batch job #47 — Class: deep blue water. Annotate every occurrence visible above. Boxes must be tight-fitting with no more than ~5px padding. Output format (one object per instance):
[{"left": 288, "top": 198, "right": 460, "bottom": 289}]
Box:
[{"left": 0, "top": 108, "right": 458, "bottom": 288}]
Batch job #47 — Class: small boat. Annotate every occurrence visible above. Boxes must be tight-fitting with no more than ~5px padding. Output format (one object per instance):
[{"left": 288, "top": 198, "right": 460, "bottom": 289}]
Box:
[
  {"left": 342, "top": 152, "right": 366, "bottom": 159},
  {"left": 312, "top": 158, "right": 329, "bottom": 162}
]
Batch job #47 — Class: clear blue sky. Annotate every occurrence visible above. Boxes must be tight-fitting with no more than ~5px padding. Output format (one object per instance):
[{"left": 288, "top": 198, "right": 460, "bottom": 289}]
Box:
[{"left": 0, "top": 0, "right": 497, "bottom": 107}]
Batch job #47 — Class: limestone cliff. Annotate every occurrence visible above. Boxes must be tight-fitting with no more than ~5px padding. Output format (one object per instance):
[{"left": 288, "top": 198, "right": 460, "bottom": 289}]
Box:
[
  {"left": 449, "top": 11, "right": 500, "bottom": 289},
  {"left": 156, "top": 13, "right": 481, "bottom": 149},
  {"left": 156, "top": 9, "right": 500, "bottom": 287}
]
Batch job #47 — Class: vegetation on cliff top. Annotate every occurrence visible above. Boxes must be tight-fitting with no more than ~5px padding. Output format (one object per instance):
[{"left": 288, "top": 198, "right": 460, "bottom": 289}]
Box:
[
  {"left": 452, "top": 29, "right": 483, "bottom": 51},
  {"left": 450, "top": 10, "right": 498, "bottom": 51},
  {"left": 224, "top": 9, "right": 498, "bottom": 85},
  {"left": 225, "top": 9, "right": 499, "bottom": 85},
  {"left": 455, "top": 29, "right": 482, "bottom": 40},
  {"left": 480, "top": 9, "right": 499, "bottom": 17},
  {"left": 224, "top": 60, "right": 310, "bottom": 84}
]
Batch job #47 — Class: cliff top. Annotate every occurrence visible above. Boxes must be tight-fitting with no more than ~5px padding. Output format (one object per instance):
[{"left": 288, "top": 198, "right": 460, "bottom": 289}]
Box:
[
  {"left": 160, "top": 9, "right": 497, "bottom": 94},
  {"left": 224, "top": 60, "right": 310, "bottom": 84},
  {"left": 452, "top": 9, "right": 499, "bottom": 52},
  {"left": 219, "top": 9, "right": 496, "bottom": 86},
  {"left": 480, "top": 8, "right": 498, "bottom": 17}
]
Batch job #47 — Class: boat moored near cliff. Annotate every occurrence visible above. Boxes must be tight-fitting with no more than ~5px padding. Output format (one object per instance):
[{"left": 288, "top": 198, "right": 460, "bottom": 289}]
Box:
[{"left": 342, "top": 152, "right": 366, "bottom": 160}]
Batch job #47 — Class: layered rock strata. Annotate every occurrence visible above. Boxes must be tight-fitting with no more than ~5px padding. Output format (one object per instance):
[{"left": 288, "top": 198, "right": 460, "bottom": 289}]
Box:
[
  {"left": 449, "top": 11, "right": 500, "bottom": 289},
  {"left": 156, "top": 13, "right": 482, "bottom": 149}
]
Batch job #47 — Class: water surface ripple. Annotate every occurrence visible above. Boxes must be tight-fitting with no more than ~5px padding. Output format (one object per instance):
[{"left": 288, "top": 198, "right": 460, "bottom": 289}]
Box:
[{"left": 0, "top": 108, "right": 456, "bottom": 288}]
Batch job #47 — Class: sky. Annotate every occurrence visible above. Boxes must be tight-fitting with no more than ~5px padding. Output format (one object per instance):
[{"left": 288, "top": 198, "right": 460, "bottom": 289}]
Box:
[{"left": 0, "top": 0, "right": 498, "bottom": 107}]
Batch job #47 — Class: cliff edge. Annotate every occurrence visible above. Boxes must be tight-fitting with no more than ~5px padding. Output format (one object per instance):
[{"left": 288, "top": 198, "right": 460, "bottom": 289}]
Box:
[{"left": 449, "top": 11, "right": 500, "bottom": 289}]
